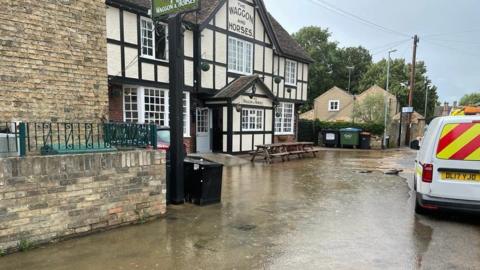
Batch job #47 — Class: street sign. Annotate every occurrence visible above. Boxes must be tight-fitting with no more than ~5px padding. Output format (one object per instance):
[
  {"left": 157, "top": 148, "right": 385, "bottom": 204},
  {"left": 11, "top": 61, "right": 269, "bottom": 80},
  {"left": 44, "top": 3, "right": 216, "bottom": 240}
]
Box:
[
  {"left": 152, "top": 0, "right": 200, "bottom": 18},
  {"left": 402, "top": 107, "right": 414, "bottom": 113}
]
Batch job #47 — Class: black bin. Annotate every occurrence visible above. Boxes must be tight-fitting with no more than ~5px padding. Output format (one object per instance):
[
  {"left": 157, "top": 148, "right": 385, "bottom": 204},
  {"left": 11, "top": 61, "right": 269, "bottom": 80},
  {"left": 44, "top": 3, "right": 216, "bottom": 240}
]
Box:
[
  {"left": 321, "top": 129, "right": 339, "bottom": 147},
  {"left": 184, "top": 157, "right": 224, "bottom": 206},
  {"left": 359, "top": 132, "right": 372, "bottom": 149}
]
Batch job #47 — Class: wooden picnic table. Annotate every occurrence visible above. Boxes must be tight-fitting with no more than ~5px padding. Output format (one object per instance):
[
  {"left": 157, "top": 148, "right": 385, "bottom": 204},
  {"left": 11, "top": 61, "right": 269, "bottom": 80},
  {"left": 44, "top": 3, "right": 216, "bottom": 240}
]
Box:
[{"left": 250, "top": 142, "right": 319, "bottom": 163}]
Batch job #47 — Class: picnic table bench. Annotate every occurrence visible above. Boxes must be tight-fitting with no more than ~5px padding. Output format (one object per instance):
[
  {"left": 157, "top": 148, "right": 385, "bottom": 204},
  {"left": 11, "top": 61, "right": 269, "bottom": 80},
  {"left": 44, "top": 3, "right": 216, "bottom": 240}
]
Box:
[{"left": 250, "top": 142, "right": 321, "bottom": 164}]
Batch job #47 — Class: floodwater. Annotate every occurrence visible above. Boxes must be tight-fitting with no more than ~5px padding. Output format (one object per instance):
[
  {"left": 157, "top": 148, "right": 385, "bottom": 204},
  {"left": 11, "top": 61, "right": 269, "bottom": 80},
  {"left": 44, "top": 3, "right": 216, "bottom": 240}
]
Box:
[{"left": 2, "top": 149, "right": 480, "bottom": 269}]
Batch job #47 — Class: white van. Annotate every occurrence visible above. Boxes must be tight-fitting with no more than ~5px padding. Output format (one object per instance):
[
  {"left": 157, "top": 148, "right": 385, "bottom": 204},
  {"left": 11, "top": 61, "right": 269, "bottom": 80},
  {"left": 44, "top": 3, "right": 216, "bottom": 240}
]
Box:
[{"left": 413, "top": 115, "right": 480, "bottom": 214}]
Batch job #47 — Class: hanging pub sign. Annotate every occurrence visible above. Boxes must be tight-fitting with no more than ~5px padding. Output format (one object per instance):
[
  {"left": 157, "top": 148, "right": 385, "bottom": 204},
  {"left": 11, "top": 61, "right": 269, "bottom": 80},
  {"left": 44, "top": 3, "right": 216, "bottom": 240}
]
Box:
[
  {"left": 228, "top": 0, "right": 255, "bottom": 38},
  {"left": 152, "top": 0, "right": 200, "bottom": 18}
]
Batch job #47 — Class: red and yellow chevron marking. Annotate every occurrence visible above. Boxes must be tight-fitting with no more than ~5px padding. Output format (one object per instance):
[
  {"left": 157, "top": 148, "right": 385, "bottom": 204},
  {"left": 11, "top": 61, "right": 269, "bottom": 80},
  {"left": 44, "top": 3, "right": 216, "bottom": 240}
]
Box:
[{"left": 436, "top": 123, "right": 480, "bottom": 161}]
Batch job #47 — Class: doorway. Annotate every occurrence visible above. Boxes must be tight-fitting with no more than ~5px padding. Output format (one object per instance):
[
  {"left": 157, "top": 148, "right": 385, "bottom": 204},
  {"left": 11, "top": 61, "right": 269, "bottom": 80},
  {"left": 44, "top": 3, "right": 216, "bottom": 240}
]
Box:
[
  {"left": 211, "top": 107, "right": 223, "bottom": 152},
  {"left": 196, "top": 108, "right": 211, "bottom": 153}
]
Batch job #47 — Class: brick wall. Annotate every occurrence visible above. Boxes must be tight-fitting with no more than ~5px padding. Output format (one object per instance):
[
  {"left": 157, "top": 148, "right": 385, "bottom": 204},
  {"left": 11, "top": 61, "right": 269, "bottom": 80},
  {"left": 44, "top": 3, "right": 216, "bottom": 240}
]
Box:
[
  {"left": 0, "top": 0, "right": 108, "bottom": 122},
  {"left": 109, "top": 84, "right": 123, "bottom": 122},
  {"left": 0, "top": 150, "right": 166, "bottom": 253}
]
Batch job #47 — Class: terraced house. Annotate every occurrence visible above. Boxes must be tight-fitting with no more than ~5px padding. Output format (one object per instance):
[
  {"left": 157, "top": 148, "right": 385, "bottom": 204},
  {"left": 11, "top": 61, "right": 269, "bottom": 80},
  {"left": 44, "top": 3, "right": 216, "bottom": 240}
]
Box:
[{"left": 106, "top": 0, "right": 313, "bottom": 154}]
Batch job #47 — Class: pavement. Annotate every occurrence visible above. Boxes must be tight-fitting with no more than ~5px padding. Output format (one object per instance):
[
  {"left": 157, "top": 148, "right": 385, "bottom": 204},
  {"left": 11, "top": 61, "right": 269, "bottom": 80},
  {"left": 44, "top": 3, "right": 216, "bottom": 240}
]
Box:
[{"left": 2, "top": 148, "right": 480, "bottom": 269}]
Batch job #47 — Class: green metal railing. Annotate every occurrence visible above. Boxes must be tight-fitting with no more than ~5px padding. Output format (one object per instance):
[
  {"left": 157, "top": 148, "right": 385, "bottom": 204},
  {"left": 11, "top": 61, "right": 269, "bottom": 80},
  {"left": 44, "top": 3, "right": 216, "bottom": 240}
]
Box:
[{"left": 5, "top": 122, "right": 158, "bottom": 157}]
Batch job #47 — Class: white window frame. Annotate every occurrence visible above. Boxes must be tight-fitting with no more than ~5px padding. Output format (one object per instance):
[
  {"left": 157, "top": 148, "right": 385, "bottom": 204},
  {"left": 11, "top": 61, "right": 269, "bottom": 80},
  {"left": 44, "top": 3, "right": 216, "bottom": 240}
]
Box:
[
  {"left": 228, "top": 36, "right": 253, "bottom": 75},
  {"left": 196, "top": 108, "right": 210, "bottom": 134},
  {"left": 143, "top": 87, "right": 169, "bottom": 126},
  {"left": 241, "top": 109, "right": 264, "bottom": 131},
  {"left": 328, "top": 100, "right": 340, "bottom": 112},
  {"left": 122, "top": 86, "right": 190, "bottom": 137},
  {"left": 275, "top": 102, "right": 295, "bottom": 135},
  {"left": 140, "top": 17, "right": 168, "bottom": 61},
  {"left": 285, "top": 59, "right": 297, "bottom": 86},
  {"left": 123, "top": 87, "right": 139, "bottom": 123}
]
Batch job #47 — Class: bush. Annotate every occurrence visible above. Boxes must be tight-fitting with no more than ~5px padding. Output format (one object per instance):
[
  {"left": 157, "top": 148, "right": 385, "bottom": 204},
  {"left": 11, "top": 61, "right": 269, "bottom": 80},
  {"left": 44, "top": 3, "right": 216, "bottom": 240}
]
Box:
[{"left": 298, "top": 120, "right": 385, "bottom": 144}]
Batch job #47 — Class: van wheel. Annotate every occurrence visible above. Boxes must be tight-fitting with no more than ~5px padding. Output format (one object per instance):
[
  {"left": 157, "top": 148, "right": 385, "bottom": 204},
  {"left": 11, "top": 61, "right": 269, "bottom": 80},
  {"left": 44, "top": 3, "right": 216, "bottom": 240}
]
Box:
[{"left": 415, "top": 199, "right": 428, "bottom": 215}]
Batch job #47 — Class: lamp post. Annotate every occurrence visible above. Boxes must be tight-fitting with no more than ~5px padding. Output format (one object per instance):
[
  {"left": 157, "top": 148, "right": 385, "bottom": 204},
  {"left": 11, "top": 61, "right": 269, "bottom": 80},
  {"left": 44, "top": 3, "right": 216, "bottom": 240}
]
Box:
[
  {"left": 347, "top": 66, "right": 355, "bottom": 93},
  {"left": 424, "top": 79, "right": 430, "bottom": 119},
  {"left": 383, "top": 49, "right": 397, "bottom": 149}
]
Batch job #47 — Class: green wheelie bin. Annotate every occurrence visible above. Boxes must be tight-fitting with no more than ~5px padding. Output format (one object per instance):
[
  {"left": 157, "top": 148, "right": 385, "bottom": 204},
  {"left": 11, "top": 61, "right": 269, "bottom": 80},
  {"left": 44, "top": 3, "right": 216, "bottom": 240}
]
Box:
[{"left": 339, "top": 128, "right": 362, "bottom": 148}]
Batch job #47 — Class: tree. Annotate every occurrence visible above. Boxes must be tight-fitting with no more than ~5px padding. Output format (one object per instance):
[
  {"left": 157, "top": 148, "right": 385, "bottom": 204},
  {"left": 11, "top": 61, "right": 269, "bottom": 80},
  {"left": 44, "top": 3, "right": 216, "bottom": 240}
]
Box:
[
  {"left": 336, "top": 46, "right": 372, "bottom": 94},
  {"left": 292, "top": 27, "right": 372, "bottom": 111},
  {"left": 358, "top": 59, "right": 439, "bottom": 119},
  {"left": 353, "top": 93, "right": 388, "bottom": 124},
  {"left": 459, "top": 93, "right": 480, "bottom": 106},
  {"left": 293, "top": 27, "right": 338, "bottom": 110}
]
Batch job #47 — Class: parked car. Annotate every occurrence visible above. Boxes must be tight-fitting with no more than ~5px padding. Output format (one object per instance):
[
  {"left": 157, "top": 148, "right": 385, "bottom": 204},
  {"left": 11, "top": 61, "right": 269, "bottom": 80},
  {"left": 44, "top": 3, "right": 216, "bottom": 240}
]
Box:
[
  {"left": 156, "top": 127, "right": 187, "bottom": 153},
  {"left": 411, "top": 115, "right": 480, "bottom": 214}
]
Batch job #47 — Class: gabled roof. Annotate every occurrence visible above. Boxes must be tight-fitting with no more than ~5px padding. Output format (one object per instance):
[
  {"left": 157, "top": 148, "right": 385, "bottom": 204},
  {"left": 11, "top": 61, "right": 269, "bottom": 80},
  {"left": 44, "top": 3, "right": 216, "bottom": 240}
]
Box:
[
  {"left": 116, "top": 0, "right": 313, "bottom": 63},
  {"left": 359, "top": 85, "right": 396, "bottom": 99},
  {"left": 314, "top": 86, "right": 352, "bottom": 101},
  {"left": 184, "top": 0, "right": 224, "bottom": 24},
  {"left": 212, "top": 75, "right": 276, "bottom": 100},
  {"left": 266, "top": 13, "right": 314, "bottom": 63}
]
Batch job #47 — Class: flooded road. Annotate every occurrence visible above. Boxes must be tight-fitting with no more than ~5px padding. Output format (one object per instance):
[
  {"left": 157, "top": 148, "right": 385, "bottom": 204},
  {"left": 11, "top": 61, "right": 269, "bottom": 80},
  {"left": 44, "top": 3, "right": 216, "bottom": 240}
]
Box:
[{"left": 2, "top": 149, "right": 480, "bottom": 269}]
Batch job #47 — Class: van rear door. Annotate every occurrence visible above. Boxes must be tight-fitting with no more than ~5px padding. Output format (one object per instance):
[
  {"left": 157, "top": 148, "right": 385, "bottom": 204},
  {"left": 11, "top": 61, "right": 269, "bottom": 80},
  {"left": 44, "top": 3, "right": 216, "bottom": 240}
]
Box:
[{"left": 430, "top": 119, "right": 480, "bottom": 201}]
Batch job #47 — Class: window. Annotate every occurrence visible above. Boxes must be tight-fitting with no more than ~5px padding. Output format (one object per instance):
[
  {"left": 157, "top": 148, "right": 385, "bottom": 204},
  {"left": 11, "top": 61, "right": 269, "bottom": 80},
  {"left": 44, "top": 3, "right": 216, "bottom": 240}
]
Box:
[
  {"left": 285, "top": 60, "right": 297, "bottom": 85},
  {"left": 124, "top": 88, "right": 138, "bottom": 122},
  {"left": 228, "top": 37, "right": 253, "bottom": 74},
  {"left": 242, "top": 109, "right": 263, "bottom": 131},
  {"left": 144, "top": 88, "right": 168, "bottom": 126},
  {"left": 328, "top": 100, "right": 340, "bottom": 111},
  {"left": 123, "top": 86, "right": 190, "bottom": 137},
  {"left": 275, "top": 103, "right": 294, "bottom": 134},
  {"left": 196, "top": 108, "right": 209, "bottom": 133},
  {"left": 141, "top": 18, "right": 168, "bottom": 60}
]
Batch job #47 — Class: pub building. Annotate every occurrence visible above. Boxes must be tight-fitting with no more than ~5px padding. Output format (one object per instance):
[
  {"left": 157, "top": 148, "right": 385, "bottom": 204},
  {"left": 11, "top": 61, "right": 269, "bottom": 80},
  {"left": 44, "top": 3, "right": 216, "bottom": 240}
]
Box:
[{"left": 106, "top": 0, "right": 313, "bottom": 154}]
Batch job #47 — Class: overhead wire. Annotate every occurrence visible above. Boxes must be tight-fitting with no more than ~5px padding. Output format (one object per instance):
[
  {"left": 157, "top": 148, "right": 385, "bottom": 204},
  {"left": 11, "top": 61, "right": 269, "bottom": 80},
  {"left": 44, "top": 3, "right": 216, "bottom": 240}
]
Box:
[
  {"left": 423, "top": 40, "right": 480, "bottom": 58},
  {"left": 422, "top": 29, "right": 480, "bottom": 38},
  {"left": 422, "top": 37, "right": 480, "bottom": 45},
  {"left": 369, "top": 38, "right": 412, "bottom": 52},
  {"left": 307, "top": 0, "right": 411, "bottom": 38},
  {"left": 371, "top": 39, "right": 411, "bottom": 56}
]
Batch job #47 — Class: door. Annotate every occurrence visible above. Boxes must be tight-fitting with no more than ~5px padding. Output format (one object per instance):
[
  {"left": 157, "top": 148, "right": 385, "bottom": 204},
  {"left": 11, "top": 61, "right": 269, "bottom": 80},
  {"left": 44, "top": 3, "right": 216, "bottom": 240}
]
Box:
[
  {"left": 196, "top": 108, "right": 211, "bottom": 153},
  {"left": 211, "top": 108, "right": 223, "bottom": 152}
]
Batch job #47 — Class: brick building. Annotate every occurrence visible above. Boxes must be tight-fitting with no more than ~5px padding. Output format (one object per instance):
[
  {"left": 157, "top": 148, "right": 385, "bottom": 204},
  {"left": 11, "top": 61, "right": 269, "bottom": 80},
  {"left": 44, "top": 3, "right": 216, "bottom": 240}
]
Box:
[{"left": 0, "top": 0, "right": 109, "bottom": 122}]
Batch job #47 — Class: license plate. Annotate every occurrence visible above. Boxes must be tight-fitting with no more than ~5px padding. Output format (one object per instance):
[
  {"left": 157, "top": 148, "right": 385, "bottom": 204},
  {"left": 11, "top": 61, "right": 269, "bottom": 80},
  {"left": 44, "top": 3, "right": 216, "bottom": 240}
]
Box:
[{"left": 441, "top": 172, "right": 480, "bottom": 181}]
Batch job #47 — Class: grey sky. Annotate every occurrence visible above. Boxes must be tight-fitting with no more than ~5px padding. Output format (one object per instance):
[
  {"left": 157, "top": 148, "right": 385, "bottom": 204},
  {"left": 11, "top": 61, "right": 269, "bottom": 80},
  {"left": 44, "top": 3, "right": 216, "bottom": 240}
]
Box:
[{"left": 264, "top": 0, "right": 480, "bottom": 104}]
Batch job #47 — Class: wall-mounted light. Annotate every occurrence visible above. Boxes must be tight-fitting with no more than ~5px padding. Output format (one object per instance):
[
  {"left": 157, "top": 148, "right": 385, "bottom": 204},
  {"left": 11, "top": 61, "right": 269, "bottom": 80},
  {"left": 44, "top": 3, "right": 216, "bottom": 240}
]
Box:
[
  {"left": 273, "top": 99, "right": 280, "bottom": 107},
  {"left": 274, "top": 76, "right": 282, "bottom": 84},
  {"left": 200, "top": 62, "right": 211, "bottom": 72},
  {"left": 235, "top": 104, "right": 242, "bottom": 112}
]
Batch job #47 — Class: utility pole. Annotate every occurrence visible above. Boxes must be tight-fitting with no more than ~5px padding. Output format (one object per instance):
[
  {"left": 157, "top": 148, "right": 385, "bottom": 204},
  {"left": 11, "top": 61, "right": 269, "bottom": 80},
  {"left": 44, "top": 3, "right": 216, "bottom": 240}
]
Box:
[{"left": 405, "top": 35, "right": 419, "bottom": 146}]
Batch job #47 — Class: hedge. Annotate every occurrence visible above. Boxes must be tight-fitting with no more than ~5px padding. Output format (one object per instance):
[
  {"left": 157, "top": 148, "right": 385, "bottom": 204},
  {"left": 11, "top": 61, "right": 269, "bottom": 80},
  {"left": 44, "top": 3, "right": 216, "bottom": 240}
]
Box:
[{"left": 298, "top": 120, "right": 385, "bottom": 144}]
